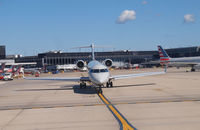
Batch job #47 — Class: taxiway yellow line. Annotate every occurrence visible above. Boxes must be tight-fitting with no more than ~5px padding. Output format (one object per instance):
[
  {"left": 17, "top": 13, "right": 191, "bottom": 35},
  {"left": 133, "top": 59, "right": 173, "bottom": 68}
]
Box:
[
  {"left": 98, "top": 93, "right": 136, "bottom": 130},
  {"left": 86, "top": 81, "right": 135, "bottom": 129}
]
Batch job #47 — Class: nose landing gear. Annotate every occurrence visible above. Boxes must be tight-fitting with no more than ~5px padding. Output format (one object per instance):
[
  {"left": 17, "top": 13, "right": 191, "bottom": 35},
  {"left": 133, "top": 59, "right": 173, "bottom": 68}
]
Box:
[{"left": 96, "top": 86, "right": 102, "bottom": 94}]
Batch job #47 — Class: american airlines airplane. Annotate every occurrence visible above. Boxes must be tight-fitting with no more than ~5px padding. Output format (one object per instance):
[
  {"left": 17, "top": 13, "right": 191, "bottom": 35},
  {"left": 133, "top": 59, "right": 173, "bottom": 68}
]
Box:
[
  {"left": 26, "top": 44, "right": 165, "bottom": 93},
  {"left": 158, "top": 45, "right": 200, "bottom": 72}
]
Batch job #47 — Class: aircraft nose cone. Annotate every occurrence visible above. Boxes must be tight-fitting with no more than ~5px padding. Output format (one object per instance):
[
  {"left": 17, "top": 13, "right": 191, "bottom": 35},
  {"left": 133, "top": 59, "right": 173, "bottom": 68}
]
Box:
[
  {"left": 96, "top": 76, "right": 108, "bottom": 84},
  {"left": 90, "top": 72, "right": 109, "bottom": 85}
]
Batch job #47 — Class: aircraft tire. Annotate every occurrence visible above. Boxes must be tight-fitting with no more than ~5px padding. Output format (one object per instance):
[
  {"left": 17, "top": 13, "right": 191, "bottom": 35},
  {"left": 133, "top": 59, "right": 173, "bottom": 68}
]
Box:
[
  {"left": 80, "top": 83, "right": 83, "bottom": 89},
  {"left": 83, "top": 83, "right": 86, "bottom": 88},
  {"left": 97, "top": 87, "right": 103, "bottom": 94},
  {"left": 106, "top": 82, "right": 113, "bottom": 87},
  {"left": 106, "top": 82, "right": 109, "bottom": 88},
  {"left": 110, "top": 82, "right": 113, "bottom": 87},
  {"left": 99, "top": 89, "right": 102, "bottom": 94}
]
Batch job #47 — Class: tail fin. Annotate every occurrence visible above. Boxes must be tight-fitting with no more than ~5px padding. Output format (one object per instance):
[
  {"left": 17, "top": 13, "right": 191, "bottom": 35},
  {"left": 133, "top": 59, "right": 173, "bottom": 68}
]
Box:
[
  {"left": 157, "top": 45, "right": 171, "bottom": 60},
  {"left": 157, "top": 46, "right": 171, "bottom": 67}
]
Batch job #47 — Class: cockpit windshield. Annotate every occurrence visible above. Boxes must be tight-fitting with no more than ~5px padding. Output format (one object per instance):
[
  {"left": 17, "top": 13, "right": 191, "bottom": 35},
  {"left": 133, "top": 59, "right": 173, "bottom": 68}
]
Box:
[
  {"left": 90, "top": 69, "right": 108, "bottom": 73},
  {"left": 100, "top": 69, "right": 108, "bottom": 72}
]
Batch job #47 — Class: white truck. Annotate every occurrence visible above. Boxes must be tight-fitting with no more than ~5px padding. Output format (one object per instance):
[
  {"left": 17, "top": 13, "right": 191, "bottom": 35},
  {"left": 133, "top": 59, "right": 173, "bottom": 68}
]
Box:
[
  {"left": 3, "top": 73, "right": 13, "bottom": 81},
  {"left": 46, "top": 64, "right": 77, "bottom": 72}
]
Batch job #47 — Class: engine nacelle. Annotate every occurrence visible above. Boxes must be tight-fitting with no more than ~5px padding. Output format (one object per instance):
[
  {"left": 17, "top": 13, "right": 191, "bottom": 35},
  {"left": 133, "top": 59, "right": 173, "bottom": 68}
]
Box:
[
  {"left": 104, "top": 59, "right": 113, "bottom": 67},
  {"left": 76, "top": 60, "right": 86, "bottom": 69}
]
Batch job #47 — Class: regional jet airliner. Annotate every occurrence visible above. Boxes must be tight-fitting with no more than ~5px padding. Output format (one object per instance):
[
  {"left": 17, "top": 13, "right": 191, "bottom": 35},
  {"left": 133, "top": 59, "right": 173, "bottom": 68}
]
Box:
[{"left": 26, "top": 44, "right": 165, "bottom": 93}]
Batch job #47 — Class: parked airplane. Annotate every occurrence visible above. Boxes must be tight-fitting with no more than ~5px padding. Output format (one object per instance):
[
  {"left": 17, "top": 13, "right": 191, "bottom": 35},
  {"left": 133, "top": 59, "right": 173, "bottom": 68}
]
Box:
[
  {"left": 158, "top": 45, "right": 200, "bottom": 72},
  {"left": 26, "top": 44, "right": 165, "bottom": 93}
]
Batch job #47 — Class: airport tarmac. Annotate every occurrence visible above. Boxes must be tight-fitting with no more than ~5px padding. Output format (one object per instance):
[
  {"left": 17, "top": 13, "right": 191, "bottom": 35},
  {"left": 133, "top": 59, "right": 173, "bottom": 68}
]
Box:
[{"left": 0, "top": 68, "right": 200, "bottom": 130}]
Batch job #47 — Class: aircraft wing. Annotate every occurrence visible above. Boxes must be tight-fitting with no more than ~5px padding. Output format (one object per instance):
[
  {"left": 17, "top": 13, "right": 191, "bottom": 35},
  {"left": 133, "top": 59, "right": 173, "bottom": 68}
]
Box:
[
  {"left": 25, "top": 76, "right": 90, "bottom": 82},
  {"left": 111, "top": 71, "right": 165, "bottom": 80}
]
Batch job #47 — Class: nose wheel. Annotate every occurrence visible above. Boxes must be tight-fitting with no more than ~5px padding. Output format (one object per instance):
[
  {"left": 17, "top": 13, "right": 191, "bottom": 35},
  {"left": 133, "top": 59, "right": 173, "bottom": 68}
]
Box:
[{"left": 96, "top": 86, "right": 103, "bottom": 94}]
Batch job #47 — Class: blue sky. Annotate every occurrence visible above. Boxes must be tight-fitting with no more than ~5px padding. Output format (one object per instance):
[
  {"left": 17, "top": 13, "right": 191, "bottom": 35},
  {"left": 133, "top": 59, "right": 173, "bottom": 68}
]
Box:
[{"left": 0, "top": 0, "right": 200, "bottom": 55}]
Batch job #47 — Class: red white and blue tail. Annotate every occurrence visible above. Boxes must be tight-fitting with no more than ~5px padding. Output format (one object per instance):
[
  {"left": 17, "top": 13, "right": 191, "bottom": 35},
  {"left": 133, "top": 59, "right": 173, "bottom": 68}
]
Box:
[{"left": 157, "top": 45, "right": 171, "bottom": 64}]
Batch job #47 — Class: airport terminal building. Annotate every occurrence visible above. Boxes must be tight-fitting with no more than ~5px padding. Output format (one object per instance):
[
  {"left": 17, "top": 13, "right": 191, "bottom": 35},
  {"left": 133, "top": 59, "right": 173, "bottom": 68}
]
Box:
[
  {"left": 15, "top": 50, "right": 158, "bottom": 67},
  {"left": 13, "top": 46, "right": 200, "bottom": 67}
]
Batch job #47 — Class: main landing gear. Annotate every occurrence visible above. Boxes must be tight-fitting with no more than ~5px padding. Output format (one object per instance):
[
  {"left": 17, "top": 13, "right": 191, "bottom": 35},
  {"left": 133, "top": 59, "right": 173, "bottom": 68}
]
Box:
[
  {"left": 80, "top": 82, "right": 86, "bottom": 89},
  {"left": 106, "top": 81, "right": 113, "bottom": 88},
  {"left": 97, "top": 81, "right": 114, "bottom": 94}
]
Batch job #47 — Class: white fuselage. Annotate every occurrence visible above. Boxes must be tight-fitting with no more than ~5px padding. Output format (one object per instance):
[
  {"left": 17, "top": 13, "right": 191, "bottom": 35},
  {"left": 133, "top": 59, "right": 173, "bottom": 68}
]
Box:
[
  {"left": 167, "top": 56, "right": 200, "bottom": 67},
  {"left": 87, "top": 60, "right": 110, "bottom": 85},
  {"left": 170, "top": 56, "right": 200, "bottom": 63}
]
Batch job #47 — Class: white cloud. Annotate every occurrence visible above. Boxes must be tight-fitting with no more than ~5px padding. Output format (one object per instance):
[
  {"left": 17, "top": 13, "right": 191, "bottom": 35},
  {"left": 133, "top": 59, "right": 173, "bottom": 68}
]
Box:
[
  {"left": 116, "top": 10, "right": 136, "bottom": 24},
  {"left": 142, "top": 1, "right": 148, "bottom": 5},
  {"left": 184, "top": 14, "right": 195, "bottom": 23}
]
